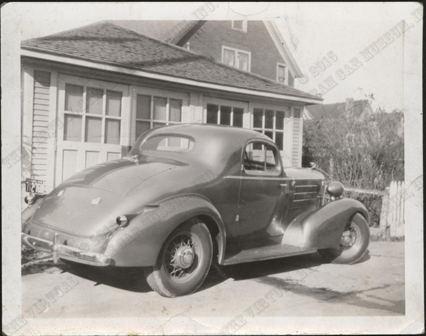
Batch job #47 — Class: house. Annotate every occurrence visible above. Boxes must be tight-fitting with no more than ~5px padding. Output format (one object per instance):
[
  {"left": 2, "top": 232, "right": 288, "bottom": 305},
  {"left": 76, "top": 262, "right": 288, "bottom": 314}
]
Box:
[
  {"left": 303, "top": 98, "right": 374, "bottom": 120},
  {"left": 20, "top": 21, "right": 322, "bottom": 195},
  {"left": 112, "top": 20, "right": 301, "bottom": 86}
]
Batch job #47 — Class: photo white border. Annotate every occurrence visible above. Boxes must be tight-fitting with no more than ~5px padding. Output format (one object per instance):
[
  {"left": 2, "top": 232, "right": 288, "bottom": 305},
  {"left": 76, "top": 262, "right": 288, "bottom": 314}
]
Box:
[{"left": 2, "top": 2, "right": 423, "bottom": 334}]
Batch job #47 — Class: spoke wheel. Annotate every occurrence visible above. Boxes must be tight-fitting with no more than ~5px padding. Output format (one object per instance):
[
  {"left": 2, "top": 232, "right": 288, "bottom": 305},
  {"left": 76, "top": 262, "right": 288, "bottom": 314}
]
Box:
[
  {"left": 144, "top": 219, "right": 212, "bottom": 297},
  {"left": 164, "top": 232, "right": 200, "bottom": 282},
  {"left": 318, "top": 214, "right": 370, "bottom": 264}
]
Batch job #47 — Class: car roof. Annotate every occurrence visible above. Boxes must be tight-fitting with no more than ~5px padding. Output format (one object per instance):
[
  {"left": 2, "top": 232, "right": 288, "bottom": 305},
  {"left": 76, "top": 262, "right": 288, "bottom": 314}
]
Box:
[
  {"left": 135, "top": 124, "right": 280, "bottom": 173},
  {"left": 146, "top": 124, "right": 273, "bottom": 146}
]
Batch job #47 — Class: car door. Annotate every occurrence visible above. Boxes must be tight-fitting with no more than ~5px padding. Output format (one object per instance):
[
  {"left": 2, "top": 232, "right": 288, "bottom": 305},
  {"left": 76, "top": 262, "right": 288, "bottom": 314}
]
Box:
[{"left": 232, "top": 140, "right": 288, "bottom": 243}]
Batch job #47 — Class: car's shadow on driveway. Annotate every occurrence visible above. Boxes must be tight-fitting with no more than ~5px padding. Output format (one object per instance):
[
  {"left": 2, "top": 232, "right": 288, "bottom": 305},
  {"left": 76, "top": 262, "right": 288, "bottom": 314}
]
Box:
[
  {"left": 61, "top": 262, "right": 152, "bottom": 292},
  {"left": 61, "top": 250, "right": 371, "bottom": 294}
]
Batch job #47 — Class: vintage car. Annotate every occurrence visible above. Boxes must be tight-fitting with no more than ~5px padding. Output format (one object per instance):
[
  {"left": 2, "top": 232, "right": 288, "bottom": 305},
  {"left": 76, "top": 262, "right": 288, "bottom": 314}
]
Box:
[{"left": 22, "top": 124, "right": 369, "bottom": 297}]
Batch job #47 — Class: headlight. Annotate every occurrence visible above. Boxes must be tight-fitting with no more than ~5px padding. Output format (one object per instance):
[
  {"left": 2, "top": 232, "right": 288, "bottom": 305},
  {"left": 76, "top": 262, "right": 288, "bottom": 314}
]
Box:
[
  {"left": 116, "top": 215, "right": 129, "bottom": 227},
  {"left": 24, "top": 195, "right": 36, "bottom": 205},
  {"left": 327, "top": 181, "right": 344, "bottom": 198}
]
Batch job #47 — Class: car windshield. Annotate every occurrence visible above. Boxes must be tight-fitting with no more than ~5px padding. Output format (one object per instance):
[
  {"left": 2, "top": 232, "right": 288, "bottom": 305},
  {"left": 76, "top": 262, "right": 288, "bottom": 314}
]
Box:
[{"left": 129, "top": 134, "right": 195, "bottom": 155}]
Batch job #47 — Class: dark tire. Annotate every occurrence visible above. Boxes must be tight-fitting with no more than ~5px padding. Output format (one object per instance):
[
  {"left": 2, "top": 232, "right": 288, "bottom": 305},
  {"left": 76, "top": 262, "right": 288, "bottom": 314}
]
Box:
[
  {"left": 318, "top": 213, "right": 370, "bottom": 264},
  {"left": 144, "top": 219, "right": 213, "bottom": 297}
]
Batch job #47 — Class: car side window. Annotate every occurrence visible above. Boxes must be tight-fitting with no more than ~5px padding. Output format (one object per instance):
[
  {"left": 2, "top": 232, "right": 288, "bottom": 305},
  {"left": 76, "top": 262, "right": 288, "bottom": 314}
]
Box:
[{"left": 243, "top": 142, "right": 281, "bottom": 175}]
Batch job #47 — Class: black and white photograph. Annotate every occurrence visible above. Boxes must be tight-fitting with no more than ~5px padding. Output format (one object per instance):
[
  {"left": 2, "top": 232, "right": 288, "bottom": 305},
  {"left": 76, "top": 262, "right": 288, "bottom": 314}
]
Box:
[{"left": 2, "top": 2, "right": 423, "bottom": 335}]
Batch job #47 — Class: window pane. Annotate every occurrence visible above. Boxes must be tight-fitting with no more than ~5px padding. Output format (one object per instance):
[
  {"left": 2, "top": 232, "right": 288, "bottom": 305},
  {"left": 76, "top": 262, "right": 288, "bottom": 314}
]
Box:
[
  {"left": 141, "top": 135, "right": 195, "bottom": 153},
  {"left": 265, "top": 110, "right": 274, "bottom": 129},
  {"left": 65, "top": 84, "right": 83, "bottom": 112},
  {"left": 233, "top": 107, "right": 244, "bottom": 127},
  {"left": 276, "top": 132, "right": 284, "bottom": 150},
  {"left": 253, "top": 108, "right": 263, "bottom": 128},
  {"left": 265, "top": 146, "right": 277, "bottom": 169},
  {"left": 136, "top": 121, "right": 150, "bottom": 139},
  {"left": 154, "top": 97, "right": 167, "bottom": 120},
  {"left": 253, "top": 133, "right": 263, "bottom": 150},
  {"left": 105, "top": 119, "right": 120, "bottom": 144},
  {"left": 85, "top": 117, "right": 102, "bottom": 143},
  {"left": 238, "top": 52, "right": 249, "bottom": 71},
  {"left": 86, "top": 87, "right": 103, "bottom": 115},
  {"left": 207, "top": 104, "right": 218, "bottom": 124},
  {"left": 276, "top": 111, "right": 285, "bottom": 130},
  {"left": 265, "top": 130, "right": 273, "bottom": 141},
  {"left": 278, "top": 65, "right": 286, "bottom": 83},
  {"left": 169, "top": 99, "right": 182, "bottom": 122},
  {"left": 106, "top": 91, "right": 122, "bottom": 117},
  {"left": 223, "top": 49, "right": 235, "bottom": 67},
  {"left": 169, "top": 137, "right": 181, "bottom": 147},
  {"left": 136, "top": 95, "right": 151, "bottom": 120},
  {"left": 64, "top": 115, "right": 82, "bottom": 141},
  {"left": 220, "top": 105, "right": 231, "bottom": 125}
]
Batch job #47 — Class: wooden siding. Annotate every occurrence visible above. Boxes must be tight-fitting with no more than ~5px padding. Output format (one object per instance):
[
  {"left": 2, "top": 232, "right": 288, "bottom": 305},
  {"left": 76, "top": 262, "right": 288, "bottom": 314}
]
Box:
[
  {"left": 185, "top": 21, "right": 289, "bottom": 84},
  {"left": 31, "top": 70, "right": 51, "bottom": 181}
]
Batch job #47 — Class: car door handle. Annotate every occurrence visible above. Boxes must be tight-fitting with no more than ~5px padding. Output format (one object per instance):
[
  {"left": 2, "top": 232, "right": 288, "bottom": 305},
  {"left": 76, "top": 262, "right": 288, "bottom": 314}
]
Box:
[{"left": 279, "top": 183, "right": 287, "bottom": 187}]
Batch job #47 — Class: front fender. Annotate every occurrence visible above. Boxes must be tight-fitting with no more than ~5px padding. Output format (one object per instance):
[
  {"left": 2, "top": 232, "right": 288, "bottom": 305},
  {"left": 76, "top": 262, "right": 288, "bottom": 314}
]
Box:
[
  {"left": 105, "top": 194, "right": 226, "bottom": 267},
  {"left": 282, "top": 198, "right": 369, "bottom": 249}
]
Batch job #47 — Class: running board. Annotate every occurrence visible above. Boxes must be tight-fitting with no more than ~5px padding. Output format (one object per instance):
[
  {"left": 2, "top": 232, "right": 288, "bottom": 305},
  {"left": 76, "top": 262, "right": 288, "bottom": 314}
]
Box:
[{"left": 222, "top": 244, "right": 317, "bottom": 266}]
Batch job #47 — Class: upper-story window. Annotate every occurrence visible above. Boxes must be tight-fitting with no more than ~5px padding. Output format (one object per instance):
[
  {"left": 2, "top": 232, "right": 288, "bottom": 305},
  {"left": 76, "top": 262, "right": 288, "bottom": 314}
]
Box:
[
  {"left": 277, "top": 63, "right": 288, "bottom": 85},
  {"left": 232, "top": 20, "right": 247, "bottom": 32},
  {"left": 222, "top": 46, "right": 251, "bottom": 72}
]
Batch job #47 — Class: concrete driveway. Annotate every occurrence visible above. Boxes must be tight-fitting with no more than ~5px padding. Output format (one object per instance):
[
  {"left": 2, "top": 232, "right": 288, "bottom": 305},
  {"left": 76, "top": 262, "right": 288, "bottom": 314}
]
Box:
[{"left": 21, "top": 241, "right": 404, "bottom": 331}]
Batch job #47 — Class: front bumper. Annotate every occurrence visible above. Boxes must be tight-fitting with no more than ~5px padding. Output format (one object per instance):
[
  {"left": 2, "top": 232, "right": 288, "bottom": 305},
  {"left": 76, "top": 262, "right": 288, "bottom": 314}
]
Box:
[{"left": 21, "top": 233, "right": 111, "bottom": 266}]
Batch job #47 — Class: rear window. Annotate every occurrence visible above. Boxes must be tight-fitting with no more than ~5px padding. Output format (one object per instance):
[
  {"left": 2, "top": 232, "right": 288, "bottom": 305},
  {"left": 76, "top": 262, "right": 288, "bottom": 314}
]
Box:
[{"left": 140, "top": 135, "right": 195, "bottom": 153}]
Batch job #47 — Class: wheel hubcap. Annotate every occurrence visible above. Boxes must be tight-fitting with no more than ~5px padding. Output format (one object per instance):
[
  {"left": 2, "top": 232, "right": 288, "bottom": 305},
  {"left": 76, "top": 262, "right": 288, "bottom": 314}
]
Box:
[
  {"left": 164, "top": 233, "right": 199, "bottom": 280},
  {"left": 175, "top": 246, "right": 194, "bottom": 269},
  {"left": 339, "top": 223, "right": 358, "bottom": 250}
]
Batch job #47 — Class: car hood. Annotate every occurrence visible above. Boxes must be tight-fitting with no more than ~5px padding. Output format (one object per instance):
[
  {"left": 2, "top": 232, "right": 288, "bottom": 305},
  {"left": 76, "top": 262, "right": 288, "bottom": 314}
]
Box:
[
  {"left": 285, "top": 167, "right": 325, "bottom": 180},
  {"left": 61, "top": 157, "right": 181, "bottom": 196}
]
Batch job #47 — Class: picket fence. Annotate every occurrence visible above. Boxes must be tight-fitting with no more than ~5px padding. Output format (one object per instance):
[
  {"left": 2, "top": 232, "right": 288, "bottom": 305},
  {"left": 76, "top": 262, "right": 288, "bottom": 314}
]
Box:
[
  {"left": 346, "top": 181, "right": 405, "bottom": 238},
  {"left": 379, "top": 181, "right": 405, "bottom": 238}
]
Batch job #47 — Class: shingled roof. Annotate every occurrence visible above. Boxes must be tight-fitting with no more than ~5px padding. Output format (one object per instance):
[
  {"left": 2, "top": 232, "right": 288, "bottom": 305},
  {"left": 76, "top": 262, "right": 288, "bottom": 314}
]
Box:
[
  {"left": 111, "top": 20, "right": 198, "bottom": 44},
  {"left": 304, "top": 100, "right": 373, "bottom": 120},
  {"left": 21, "top": 21, "right": 321, "bottom": 101}
]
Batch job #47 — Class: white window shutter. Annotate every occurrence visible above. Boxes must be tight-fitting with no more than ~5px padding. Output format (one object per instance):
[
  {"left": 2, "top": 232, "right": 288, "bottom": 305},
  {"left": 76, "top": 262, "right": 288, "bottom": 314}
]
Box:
[{"left": 292, "top": 108, "right": 303, "bottom": 167}]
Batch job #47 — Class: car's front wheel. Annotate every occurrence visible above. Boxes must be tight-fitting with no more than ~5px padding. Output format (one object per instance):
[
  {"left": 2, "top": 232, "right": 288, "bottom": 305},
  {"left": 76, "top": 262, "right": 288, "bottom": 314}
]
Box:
[
  {"left": 144, "top": 219, "right": 213, "bottom": 297},
  {"left": 318, "top": 213, "right": 369, "bottom": 264}
]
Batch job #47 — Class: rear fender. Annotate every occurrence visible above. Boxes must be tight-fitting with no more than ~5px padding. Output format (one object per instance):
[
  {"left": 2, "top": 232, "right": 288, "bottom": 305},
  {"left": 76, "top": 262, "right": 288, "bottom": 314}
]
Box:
[
  {"left": 282, "top": 198, "right": 369, "bottom": 249},
  {"left": 21, "top": 196, "right": 46, "bottom": 231},
  {"left": 105, "top": 194, "right": 226, "bottom": 267}
]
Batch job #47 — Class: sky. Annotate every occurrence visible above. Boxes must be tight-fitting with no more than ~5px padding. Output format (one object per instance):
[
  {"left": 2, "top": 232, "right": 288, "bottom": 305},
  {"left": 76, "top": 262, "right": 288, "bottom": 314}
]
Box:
[{"left": 12, "top": 2, "right": 422, "bottom": 112}]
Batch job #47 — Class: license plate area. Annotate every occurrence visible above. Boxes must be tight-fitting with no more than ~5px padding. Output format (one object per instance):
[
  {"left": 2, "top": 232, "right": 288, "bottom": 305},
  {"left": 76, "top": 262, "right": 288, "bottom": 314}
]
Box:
[{"left": 25, "top": 178, "right": 45, "bottom": 195}]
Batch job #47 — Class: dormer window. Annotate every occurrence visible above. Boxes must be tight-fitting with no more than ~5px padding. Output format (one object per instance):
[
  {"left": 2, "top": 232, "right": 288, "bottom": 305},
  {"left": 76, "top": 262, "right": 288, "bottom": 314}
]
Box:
[
  {"left": 277, "top": 63, "right": 288, "bottom": 85},
  {"left": 232, "top": 20, "right": 247, "bottom": 32},
  {"left": 222, "top": 46, "right": 251, "bottom": 72}
]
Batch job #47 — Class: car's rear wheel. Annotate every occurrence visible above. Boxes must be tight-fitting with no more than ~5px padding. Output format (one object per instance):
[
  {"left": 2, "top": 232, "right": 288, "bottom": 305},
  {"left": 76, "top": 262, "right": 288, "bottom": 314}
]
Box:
[
  {"left": 318, "top": 213, "right": 369, "bottom": 264},
  {"left": 144, "top": 219, "right": 212, "bottom": 297}
]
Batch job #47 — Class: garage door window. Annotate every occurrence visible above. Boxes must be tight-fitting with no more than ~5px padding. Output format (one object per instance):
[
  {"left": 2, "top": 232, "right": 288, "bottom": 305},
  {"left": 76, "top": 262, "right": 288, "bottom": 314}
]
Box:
[
  {"left": 135, "top": 94, "right": 183, "bottom": 139},
  {"left": 64, "top": 84, "right": 122, "bottom": 145},
  {"left": 252, "top": 108, "right": 287, "bottom": 150},
  {"left": 206, "top": 103, "right": 244, "bottom": 127}
]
